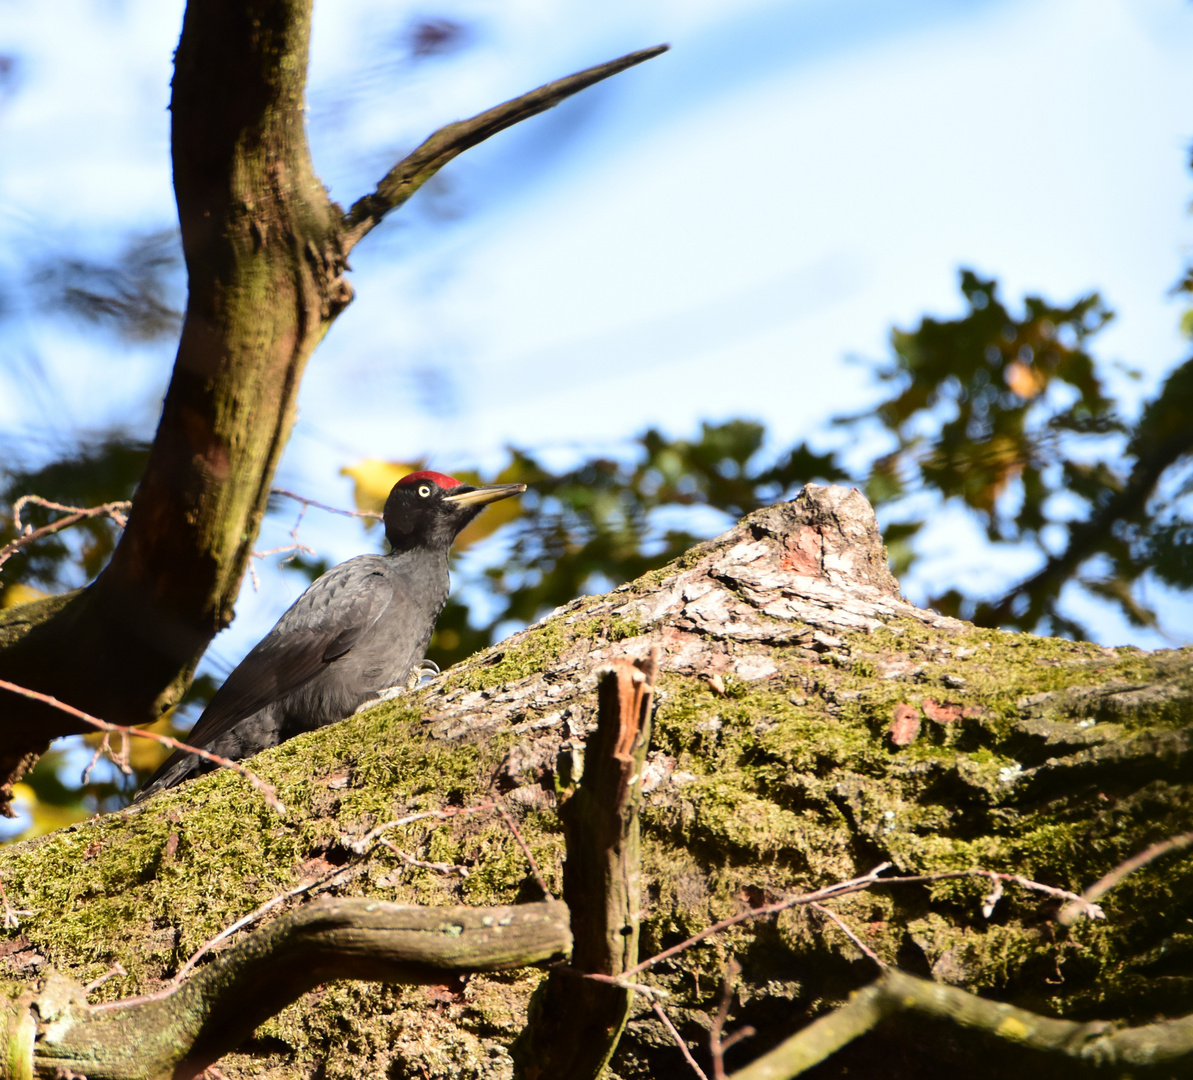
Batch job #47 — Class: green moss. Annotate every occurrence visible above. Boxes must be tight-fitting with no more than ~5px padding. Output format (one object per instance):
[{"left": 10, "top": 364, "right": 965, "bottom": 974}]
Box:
[
  {"left": 2, "top": 553, "right": 1190, "bottom": 1077},
  {"left": 444, "top": 622, "right": 569, "bottom": 693}
]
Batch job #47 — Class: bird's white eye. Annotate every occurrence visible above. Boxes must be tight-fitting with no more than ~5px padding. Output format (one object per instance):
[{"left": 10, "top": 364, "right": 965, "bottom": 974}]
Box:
[{"left": 418, "top": 485, "right": 432, "bottom": 498}]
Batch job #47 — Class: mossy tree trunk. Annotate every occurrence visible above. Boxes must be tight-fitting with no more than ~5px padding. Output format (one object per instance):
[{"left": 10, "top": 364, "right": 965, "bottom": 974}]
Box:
[
  {"left": 1, "top": 486, "right": 1188, "bottom": 1079},
  {"left": 0, "top": 0, "right": 664, "bottom": 804}
]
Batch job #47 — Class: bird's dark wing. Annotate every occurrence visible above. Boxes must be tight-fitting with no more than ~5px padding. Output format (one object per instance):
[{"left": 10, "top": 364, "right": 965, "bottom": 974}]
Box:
[{"left": 179, "top": 557, "right": 397, "bottom": 751}]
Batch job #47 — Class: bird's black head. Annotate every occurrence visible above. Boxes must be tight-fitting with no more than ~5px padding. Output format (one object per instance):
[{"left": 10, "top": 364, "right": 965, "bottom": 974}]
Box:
[{"left": 382, "top": 471, "right": 525, "bottom": 553}]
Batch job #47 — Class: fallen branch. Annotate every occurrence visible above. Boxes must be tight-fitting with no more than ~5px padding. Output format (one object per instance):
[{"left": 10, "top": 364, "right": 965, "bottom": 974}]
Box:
[
  {"left": 728, "top": 967, "right": 1193, "bottom": 1079},
  {"left": 18, "top": 897, "right": 571, "bottom": 1080}
]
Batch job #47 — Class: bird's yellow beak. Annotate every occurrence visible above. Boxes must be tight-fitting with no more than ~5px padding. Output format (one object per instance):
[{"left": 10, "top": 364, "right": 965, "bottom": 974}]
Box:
[{"left": 442, "top": 483, "right": 526, "bottom": 507}]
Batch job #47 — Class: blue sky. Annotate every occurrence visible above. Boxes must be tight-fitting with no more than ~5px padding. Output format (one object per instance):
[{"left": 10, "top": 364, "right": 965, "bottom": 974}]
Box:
[{"left": 2, "top": 0, "right": 1193, "bottom": 671}]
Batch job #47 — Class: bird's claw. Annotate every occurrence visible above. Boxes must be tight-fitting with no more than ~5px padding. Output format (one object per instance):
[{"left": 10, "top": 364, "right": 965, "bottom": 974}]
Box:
[{"left": 403, "top": 659, "right": 441, "bottom": 691}]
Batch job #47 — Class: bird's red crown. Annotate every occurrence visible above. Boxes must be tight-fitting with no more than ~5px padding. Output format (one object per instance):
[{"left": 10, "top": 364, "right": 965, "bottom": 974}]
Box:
[{"left": 397, "top": 470, "right": 463, "bottom": 489}]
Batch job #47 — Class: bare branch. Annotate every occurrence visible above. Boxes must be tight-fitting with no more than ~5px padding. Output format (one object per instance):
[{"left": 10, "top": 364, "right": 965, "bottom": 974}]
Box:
[
  {"left": 711, "top": 959, "right": 755, "bottom": 1080},
  {"left": 341, "top": 45, "right": 669, "bottom": 251},
  {"left": 269, "top": 487, "right": 382, "bottom": 522},
  {"left": 809, "top": 903, "right": 886, "bottom": 969},
  {"left": 164, "top": 863, "right": 354, "bottom": 990},
  {"left": 496, "top": 796, "right": 553, "bottom": 899},
  {"left": 621, "top": 863, "right": 894, "bottom": 979},
  {"left": 622, "top": 863, "right": 1099, "bottom": 980},
  {"left": 0, "top": 497, "right": 132, "bottom": 570},
  {"left": 167, "top": 797, "right": 505, "bottom": 991},
  {"left": 0, "top": 677, "right": 283, "bottom": 813},
  {"left": 653, "top": 1001, "right": 711, "bottom": 1080},
  {"left": 1060, "top": 829, "right": 1193, "bottom": 925},
  {"left": 343, "top": 801, "right": 495, "bottom": 854},
  {"left": 378, "top": 836, "right": 471, "bottom": 878}
]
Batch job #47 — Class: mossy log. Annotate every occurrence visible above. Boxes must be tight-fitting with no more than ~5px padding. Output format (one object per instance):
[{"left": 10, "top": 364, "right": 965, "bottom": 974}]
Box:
[{"left": 1, "top": 485, "right": 1190, "bottom": 1078}]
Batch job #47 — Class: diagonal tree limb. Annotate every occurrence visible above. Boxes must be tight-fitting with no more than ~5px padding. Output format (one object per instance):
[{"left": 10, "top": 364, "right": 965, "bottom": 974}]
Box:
[{"left": 341, "top": 45, "right": 669, "bottom": 251}]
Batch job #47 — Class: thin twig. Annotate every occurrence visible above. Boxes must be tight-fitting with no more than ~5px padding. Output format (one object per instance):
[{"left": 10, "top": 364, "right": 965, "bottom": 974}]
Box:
[
  {"left": 0, "top": 677, "right": 283, "bottom": 814},
  {"left": 0, "top": 881, "right": 34, "bottom": 929},
  {"left": 269, "top": 487, "right": 382, "bottom": 521},
  {"left": 252, "top": 543, "right": 316, "bottom": 562},
  {"left": 710, "top": 959, "right": 754, "bottom": 1080},
  {"left": 810, "top": 902, "right": 886, "bottom": 969},
  {"left": 652, "top": 1001, "right": 710, "bottom": 1080},
  {"left": 622, "top": 862, "right": 1100, "bottom": 980},
  {"left": 881, "top": 869, "right": 1103, "bottom": 920},
  {"left": 249, "top": 542, "right": 318, "bottom": 589},
  {"left": 566, "top": 967, "right": 670, "bottom": 999},
  {"left": 84, "top": 963, "right": 127, "bottom": 994},
  {"left": 378, "top": 836, "right": 470, "bottom": 878},
  {"left": 495, "top": 797, "right": 553, "bottom": 899},
  {"left": 342, "top": 801, "right": 494, "bottom": 854},
  {"left": 621, "top": 863, "right": 893, "bottom": 979},
  {"left": 1060, "top": 830, "right": 1193, "bottom": 924},
  {"left": 0, "top": 497, "right": 132, "bottom": 569},
  {"left": 13, "top": 495, "right": 130, "bottom": 531},
  {"left": 110, "top": 796, "right": 498, "bottom": 1004},
  {"left": 81, "top": 730, "right": 132, "bottom": 784}
]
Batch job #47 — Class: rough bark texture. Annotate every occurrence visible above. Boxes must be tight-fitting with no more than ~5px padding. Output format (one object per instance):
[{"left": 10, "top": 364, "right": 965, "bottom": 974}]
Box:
[{"left": 1, "top": 485, "right": 1189, "bottom": 1079}]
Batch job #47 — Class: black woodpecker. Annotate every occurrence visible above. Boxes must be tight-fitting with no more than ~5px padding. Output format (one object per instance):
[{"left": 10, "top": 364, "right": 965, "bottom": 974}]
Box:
[{"left": 135, "top": 471, "right": 524, "bottom": 799}]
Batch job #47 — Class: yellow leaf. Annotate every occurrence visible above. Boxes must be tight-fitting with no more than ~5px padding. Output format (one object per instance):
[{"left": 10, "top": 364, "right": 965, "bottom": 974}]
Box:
[
  {"left": 1, "top": 583, "right": 49, "bottom": 609},
  {"left": 454, "top": 493, "right": 522, "bottom": 551},
  {"left": 10, "top": 782, "right": 91, "bottom": 839},
  {"left": 1005, "top": 361, "right": 1045, "bottom": 399},
  {"left": 340, "top": 459, "right": 425, "bottom": 524}
]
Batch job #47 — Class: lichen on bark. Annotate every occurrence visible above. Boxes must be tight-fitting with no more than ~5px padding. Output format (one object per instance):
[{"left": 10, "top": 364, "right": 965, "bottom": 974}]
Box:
[{"left": 1, "top": 485, "right": 1190, "bottom": 1078}]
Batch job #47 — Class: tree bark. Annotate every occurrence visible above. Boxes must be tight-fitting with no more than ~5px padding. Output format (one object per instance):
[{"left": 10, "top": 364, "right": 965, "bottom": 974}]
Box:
[
  {"left": 0, "top": 0, "right": 665, "bottom": 802},
  {"left": 0, "top": 485, "right": 1188, "bottom": 1079}
]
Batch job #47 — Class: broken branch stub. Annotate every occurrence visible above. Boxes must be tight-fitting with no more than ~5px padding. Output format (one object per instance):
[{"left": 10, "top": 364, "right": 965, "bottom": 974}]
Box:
[{"left": 514, "top": 648, "right": 659, "bottom": 1080}]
